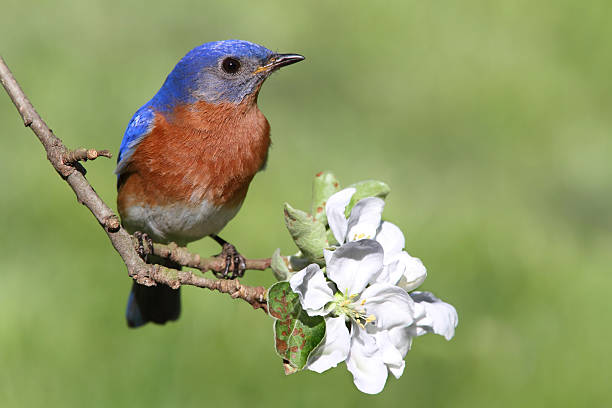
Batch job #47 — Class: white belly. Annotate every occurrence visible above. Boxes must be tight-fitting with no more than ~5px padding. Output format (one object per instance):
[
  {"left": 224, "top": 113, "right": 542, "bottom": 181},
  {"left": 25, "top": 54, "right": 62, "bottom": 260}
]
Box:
[{"left": 122, "top": 199, "right": 241, "bottom": 245}]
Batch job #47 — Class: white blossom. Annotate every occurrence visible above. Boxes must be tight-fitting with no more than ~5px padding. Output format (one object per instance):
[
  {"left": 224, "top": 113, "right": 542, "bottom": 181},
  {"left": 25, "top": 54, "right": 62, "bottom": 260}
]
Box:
[
  {"left": 411, "top": 291, "right": 458, "bottom": 341},
  {"left": 290, "top": 239, "right": 416, "bottom": 394},
  {"left": 285, "top": 187, "right": 459, "bottom": 394},
  {"left": 325, "top": 188, "right": 427, "bottom": 291}
]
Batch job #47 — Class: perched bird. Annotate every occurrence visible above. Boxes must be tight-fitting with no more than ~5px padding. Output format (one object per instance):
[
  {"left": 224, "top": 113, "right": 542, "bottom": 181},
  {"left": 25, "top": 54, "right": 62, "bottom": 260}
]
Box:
[{"left": 115, "top": 40, "right": 304, "bottom": 328}]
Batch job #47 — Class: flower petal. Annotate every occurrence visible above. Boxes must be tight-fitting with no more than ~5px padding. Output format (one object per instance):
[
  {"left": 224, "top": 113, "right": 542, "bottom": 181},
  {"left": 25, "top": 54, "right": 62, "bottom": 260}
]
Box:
[
  {"left": 395, "top": 251, "right": 427, "bottom": 291},
  {"left": 377, "top": 258, "right": 405, "bottom": 286},
  {"left": 326, "top": 240, "right": 384, "bottom": 296},
  {"left": 323, "top": 248, "right": 334, "bottom": 266},
  {"left": 410, "top": 291, "right": 458, "bottom": 340},
  {"left": 325, "top": 187, "right": 355, "bottom": 244},
  {"left": 361, "top": 283, "right": 415, "bottom": 330},
  {"left": 346, "top": 197, "right": 385, "bottom": 242},
  {"left": 289, "top": 264, "right": 334, "bottom": 316},
  {"left": 346, "top": 323, "right": 388, "bottom": 394},
  {"left": 375, "top": 221, "right": 405, "bottom": 263},
  {"left": 387, "top": 325, "right": 415, "bottom": 357},
  {"left": 374, "top": 330, "right": 405, "bottom": 379},
  {"left": 306, "top": 316, "right": 351, "bottom": 373}
]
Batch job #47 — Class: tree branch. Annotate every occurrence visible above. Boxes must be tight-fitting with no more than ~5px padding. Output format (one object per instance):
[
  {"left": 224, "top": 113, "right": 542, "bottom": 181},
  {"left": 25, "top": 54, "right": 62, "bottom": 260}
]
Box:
[
  {"left": 148, "top": 241, "right": 271, "bottom": 273},
  {"left": 63, "top": 147, "right": 112, "bottom": 164},
  {"left": 0, "top": 56, "right": 270, "bottom": 313}
]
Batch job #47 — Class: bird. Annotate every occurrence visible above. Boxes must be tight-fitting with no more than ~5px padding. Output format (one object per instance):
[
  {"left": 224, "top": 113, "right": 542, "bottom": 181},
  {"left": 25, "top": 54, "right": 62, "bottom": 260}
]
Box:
[{"left": 115, "top": 40, "right": 304, "bottom": 328}]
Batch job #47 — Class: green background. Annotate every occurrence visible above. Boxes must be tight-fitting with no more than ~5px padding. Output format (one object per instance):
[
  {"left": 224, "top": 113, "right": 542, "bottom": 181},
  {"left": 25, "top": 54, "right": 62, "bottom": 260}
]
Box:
[{"left": 1, "top": 0, "right": 610, "bottom": 406}]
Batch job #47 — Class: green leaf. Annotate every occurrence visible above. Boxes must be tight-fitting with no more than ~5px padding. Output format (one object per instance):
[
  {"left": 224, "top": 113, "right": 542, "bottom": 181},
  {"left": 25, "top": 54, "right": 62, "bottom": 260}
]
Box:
[
  {"left": 284, "top": 203, "right": 328, "bottom": 264},
  {"left": 345, "top": 180, "right": 391, "bottom": 217},
  {"left": 270, "top": 248, "right": 291, "bottom": 281},
  {"left": 268, "top": 281, "right": 326, "bottom": 373},
  {"left": 311, "top": 171, "right": 340, "bottom": 225}
]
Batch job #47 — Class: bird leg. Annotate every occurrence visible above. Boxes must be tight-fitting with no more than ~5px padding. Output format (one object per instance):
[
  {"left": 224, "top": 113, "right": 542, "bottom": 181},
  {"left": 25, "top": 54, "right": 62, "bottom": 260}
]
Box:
[
  {"left": 211, "top": 235, "right": 246, "bottom": 279},
  {"left": 133, "top": 231, "right": 153, "bottom": 262}
]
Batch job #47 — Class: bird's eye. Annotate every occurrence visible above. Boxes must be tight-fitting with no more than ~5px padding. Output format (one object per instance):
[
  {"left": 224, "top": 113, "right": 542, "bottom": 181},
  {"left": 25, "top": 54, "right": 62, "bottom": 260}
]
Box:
[{"left": 221, "top": 57, "right": 241, "bottom": 74}]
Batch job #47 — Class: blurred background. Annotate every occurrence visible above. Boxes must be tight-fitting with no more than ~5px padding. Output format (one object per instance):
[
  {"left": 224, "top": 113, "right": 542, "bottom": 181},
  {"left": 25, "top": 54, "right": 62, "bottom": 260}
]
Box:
[{"left": 1, "top": 0, "right": 611, "bottom": 406}]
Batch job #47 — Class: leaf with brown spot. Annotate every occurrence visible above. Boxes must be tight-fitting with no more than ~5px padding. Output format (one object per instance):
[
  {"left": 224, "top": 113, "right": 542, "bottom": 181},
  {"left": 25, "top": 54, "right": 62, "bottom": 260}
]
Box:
[
  {"left": 311, "top": 171, "right": 340, "bottom": 225},
  {"left": 268, "top": 281, "right": 326, "bottom": 373}
]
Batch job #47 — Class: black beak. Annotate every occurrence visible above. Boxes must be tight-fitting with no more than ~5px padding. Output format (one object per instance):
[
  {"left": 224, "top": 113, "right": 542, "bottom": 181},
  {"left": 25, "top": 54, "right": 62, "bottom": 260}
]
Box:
[
  {"left": 270, "top": 53, "right": 305, "bottom": 69},
  {"left": 256, "top": 53, "right": 305, "bottom": 74}
]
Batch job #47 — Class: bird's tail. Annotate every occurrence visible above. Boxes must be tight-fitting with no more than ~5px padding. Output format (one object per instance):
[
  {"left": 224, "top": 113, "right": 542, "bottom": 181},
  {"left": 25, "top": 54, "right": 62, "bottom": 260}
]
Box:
[{"left": 126, "top": 257, "right": 181, "bottom": 328}]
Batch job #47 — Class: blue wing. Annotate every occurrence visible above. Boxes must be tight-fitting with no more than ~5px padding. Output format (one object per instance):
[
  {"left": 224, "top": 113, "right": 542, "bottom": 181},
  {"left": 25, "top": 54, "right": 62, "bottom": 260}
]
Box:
[{"left": 115, "top": 104, "right": 156, "bottom": 176}]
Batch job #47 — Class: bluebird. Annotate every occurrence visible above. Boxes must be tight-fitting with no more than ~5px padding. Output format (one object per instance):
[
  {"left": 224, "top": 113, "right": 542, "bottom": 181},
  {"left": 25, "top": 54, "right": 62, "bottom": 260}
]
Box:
[{"left": 115, "top": 40, "right": 304, "bottom": 328}]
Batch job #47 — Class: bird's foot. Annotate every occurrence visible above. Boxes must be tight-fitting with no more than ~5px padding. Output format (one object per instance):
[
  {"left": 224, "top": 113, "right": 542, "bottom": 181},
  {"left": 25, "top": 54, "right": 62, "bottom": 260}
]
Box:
[
  {"left": 134, "top": 231, "right": 153, "bottom": 262},
  {"left": 214, "top": 242, "right": 246, "bottom": 280}
]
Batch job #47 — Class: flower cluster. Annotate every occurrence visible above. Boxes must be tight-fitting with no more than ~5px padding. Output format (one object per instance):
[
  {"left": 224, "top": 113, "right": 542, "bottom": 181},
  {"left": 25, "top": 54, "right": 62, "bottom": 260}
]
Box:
[{"left": 289, "top": 187, "right": 458, "bottom": 394}]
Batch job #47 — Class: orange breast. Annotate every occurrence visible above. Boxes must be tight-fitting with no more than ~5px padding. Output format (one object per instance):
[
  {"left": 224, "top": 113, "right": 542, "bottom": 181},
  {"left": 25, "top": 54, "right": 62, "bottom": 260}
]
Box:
[{"left": 117, "top": 99, "right": 271, "bottom": 218}]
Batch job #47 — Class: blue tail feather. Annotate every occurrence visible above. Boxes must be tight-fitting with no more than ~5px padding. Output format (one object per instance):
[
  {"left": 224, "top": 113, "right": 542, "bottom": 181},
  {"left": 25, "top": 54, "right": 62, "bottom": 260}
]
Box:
[{"left": 126, "top": 282, "right": 181, "bottom": 328}]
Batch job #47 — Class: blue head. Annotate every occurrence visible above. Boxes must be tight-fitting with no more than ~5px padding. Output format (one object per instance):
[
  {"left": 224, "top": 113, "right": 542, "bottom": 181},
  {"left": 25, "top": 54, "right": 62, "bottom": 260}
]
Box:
[{"left": 150, "top": 40, "right": 304, "bottom": 110}]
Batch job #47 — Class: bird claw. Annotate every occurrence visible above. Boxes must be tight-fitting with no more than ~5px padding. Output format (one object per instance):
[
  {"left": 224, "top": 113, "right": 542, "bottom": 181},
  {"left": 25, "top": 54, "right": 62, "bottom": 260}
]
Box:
[
  {"left": 134, "top": 231, "right": 153, "bottom": 262},
  {"left": 214, "top": 242, "right": 246, "bottom": 279}
]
